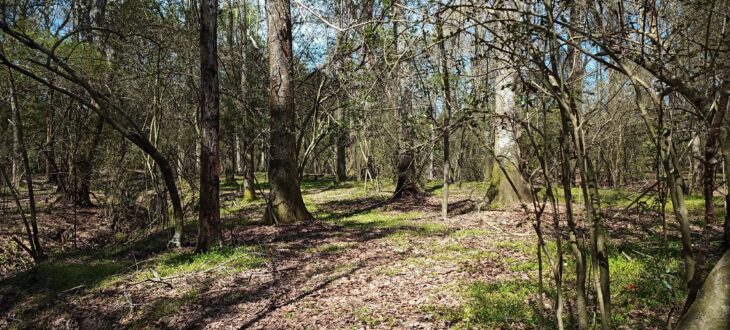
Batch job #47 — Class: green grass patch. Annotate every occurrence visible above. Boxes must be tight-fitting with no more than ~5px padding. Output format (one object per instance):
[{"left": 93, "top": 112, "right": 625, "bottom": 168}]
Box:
[
  {"left": 377, "top": 266, "right": 403, "bottom": 276},
  {"left": 450, "top": 228, "right": 493, "bottom": 238},
  {"left": 494, "top": 240, "right": 533, "bottom": 254},
  {"left": 334, "top": 210, "right": 423, "bottom": 229},
  {"left": 430, "top": 242, "right": 498, "bottom": 263},
  {"left": 428, "top": 280, "right": 540, "bottom": 328},
  {"left": 142, "top": 246, "right": 266, "bottom": 279},
  {"left": 413, "top": 222, "right": 450, "bottom": 235},
  {"left": 306, "top": 242, "right": 356, "bottom": 254},
  {"left": 608, "top": 251, "right": 683, "bottom": 326},
  {"left": 385, "top": 230, "right": 411, "bottom": 249}
]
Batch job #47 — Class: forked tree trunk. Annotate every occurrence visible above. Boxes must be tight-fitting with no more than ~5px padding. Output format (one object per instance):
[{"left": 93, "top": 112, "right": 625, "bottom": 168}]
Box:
[
  {"left": 263, "top": 0, "right": 313, "bottom": 224},
  {"left": 196, "top": 0, "right": 222, "bottom": 252}
]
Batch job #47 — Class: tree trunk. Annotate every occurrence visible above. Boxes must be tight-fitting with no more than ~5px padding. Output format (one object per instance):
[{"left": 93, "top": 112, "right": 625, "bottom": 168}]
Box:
[
  {"left": 490, "top": 66, "right": 531, "bottom": 206},
  {"left": 195, "top": 0, "right": 222, "bottom": 252},
  {"left": 72, "top": 116, "right": 103, "bottom": 206},
  {"left": 263, "top": 0, "right": 313, "bottom": 224},
  {"left": 558, "top": 138, "right": 589, "bottom": 330},
  {"left": 437, "top": 16, "right": 451, "bottom": 220},
  {"left": 7, "top": 68, "right": 45, "bottom": 261},
  {"left": 690, "top": 131, "right": 702, "bottom": 194},
  {"left": 44, "top": 107, "right": 59, "bottom": 185},
  {"left": 225, "top": 143, "right": 236, "bottom": 185},
  {"left": 236, "top": 134, "right": 244, "bottom": 173},
  {"left": 391, "top": 1, "right": 420, "bottom": 199},
  {"left": 336, "top": 105, "right": 347, "bottom": 183},
  {"left": 685, "top": 79, "right": 730, "bottom": 310},
  {"left": 243, "top": 132, "right": 257, "bottom": 202},
  {"left": 675, "top": 249, "right": 730, "bottom": 330}
]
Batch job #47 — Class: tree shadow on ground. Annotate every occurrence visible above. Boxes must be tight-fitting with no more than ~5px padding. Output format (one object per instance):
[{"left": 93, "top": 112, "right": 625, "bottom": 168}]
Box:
[{"left": 2, "top": 192, "right": 447, "bottom": 328}]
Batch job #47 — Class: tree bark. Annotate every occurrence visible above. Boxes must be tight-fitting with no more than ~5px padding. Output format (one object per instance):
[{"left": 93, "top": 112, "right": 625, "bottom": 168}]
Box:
[
  {"left": 73, "top": 116, "right": 103, "bottom": 206},
  {"left": 437, "top": 15, "right": 451, "bottom": 220},
  {"left": 196, "top": 0, "right": 222, "bottom": 252},
  {"left": 490, "top": 66, "right": 531, "bottom": 206},
  {"left": 263, "top": 0, "right": 313, "bottom": 224},
  {"left": 391, "top": 1, "right": 420, "bottom": 199},
  {"left": 336, "top": 104, "right": 347, "bottom": 183},
  {"left": 675, "top": 249, "right": 730, "bottom": 330},
  {"left": 487, "top": 1, "right": 532, "bottom": 208},
  {"left": 243, "top": 131, "right": 257, "bottom": 202}
]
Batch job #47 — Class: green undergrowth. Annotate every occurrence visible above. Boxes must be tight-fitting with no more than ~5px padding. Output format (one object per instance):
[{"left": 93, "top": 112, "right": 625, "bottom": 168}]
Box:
[
  {"left": 138, "top": 246, "right": 266, "bottom": 279},
  {"left": 425, "top": 232, "right": 686, "bottom": 328},
  {"left": 548, "top": 187, "right": 725, "bottom": 219},
  {"left": 424, "top": 280, "right": 543, "bottom": 329},
  {"left": 430, "top": 242, "right": 499, "bottom": 263},
  {"left": 330, "top": 209, "right": 425, "bottom": 229}
]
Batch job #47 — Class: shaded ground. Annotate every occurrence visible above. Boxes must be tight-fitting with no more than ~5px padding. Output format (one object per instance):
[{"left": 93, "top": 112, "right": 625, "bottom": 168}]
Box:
[{"left": 0, "top": 177, "right": 725, "bottom": 329}]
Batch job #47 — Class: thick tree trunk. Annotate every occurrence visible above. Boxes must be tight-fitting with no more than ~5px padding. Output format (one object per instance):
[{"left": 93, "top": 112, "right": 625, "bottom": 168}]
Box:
[
  {"left": 675, "top": 249, "right": 730, "bottom": 330},
  {"left": 558, "top": 134, "right": 589, "bottom": 330},
  {"left": 263, "top": 0, "right": 313, "bottom": 224},
  {"left": 66, "top": 0, "right": 107, "bottom": 207},
  {"left": 196, "top": 0, "right": 222, "bottom": 252},
  {"left": 490, "top": 67, "right": 531, "bottom": 207},
  {"left": 685, "top": 79, "right": 730, "bottom": 310}
]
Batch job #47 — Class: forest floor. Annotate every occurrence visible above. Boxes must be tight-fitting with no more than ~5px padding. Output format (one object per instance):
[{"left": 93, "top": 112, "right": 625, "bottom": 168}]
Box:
[{"left": 0, "top": 175, "right": 726, "bottom": 329}]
